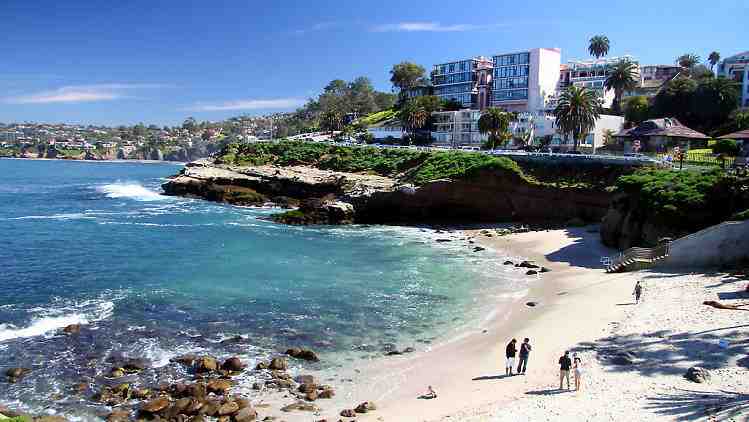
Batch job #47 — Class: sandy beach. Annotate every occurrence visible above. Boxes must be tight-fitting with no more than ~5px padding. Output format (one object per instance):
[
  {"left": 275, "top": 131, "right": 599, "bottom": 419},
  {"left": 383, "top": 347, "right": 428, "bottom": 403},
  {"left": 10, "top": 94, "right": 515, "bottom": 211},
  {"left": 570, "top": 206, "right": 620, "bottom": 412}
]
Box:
[{"left": 333, "top": 226, "right": 749, "bottom": 422}]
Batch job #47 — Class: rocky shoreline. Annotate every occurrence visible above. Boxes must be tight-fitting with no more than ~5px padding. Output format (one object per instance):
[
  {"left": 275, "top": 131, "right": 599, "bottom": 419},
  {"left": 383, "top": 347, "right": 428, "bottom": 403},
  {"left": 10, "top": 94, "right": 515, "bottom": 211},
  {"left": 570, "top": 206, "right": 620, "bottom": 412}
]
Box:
[{"left": 161, "top": 160, "right": 612, "bottom": 227}]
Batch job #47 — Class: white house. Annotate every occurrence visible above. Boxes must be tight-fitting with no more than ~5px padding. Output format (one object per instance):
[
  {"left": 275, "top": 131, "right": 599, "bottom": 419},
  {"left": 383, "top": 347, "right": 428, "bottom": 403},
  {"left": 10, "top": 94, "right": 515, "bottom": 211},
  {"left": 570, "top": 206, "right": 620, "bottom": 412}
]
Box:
[{"left": 551, "top": 114, "right": 624, "bottom": 152}]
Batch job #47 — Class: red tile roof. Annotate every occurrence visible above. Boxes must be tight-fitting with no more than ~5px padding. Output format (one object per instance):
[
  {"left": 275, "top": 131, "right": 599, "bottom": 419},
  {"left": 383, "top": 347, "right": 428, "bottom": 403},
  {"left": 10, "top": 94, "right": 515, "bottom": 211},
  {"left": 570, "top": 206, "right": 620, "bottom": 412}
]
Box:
[{"left": 616, "top": 118, "right": 708, "bottom": 139}]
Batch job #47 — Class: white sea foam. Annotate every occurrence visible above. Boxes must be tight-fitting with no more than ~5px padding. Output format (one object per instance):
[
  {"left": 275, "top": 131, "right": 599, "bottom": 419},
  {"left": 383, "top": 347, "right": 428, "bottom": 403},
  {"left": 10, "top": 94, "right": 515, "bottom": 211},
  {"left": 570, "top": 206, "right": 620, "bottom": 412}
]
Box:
[
  {"left": 10, "top": 213, "right": 95, "bottom": 221},
  {"left": 98, "top": 182, "right": 166, "bottom": 201},
  {"left": 0, "top": 298, "right": 117, "bottom": 342},
  {"left": 0, "top": 314, "right": 88, "bottom": 342}
]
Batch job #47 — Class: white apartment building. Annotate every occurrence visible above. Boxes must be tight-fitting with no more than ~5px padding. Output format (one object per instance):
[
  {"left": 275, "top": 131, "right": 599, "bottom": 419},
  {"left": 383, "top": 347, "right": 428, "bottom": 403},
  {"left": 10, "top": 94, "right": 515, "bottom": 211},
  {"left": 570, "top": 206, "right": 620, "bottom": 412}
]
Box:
[
  {"left": 560, "top": 55, "right": 639, "bottom": 108},
  {"left": 550, "top": 114, "right": 624, "bottom": 152},
  {"left": 431, "top": 110, "right": 484, "bottom": 147},
  {"left": 718, "top": 51, "right": 749, "bottom": 108}
]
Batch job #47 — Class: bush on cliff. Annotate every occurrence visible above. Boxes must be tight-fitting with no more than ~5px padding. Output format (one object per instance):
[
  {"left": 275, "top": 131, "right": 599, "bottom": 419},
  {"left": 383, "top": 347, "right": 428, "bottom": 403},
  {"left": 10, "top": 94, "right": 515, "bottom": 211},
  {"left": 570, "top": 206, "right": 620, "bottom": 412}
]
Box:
[
  {"left": 614, "top": 168, "right": 749, "bottom": 231},
  {"left": 407, "top": 152, "right": 526, "bottom": 185}
]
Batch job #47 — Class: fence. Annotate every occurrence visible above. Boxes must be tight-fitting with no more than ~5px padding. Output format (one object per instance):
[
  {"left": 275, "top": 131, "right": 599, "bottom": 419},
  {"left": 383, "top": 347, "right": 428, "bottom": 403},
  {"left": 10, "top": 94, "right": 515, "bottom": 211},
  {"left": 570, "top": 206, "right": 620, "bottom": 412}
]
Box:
[{"left": 657, "top": 152, "right": 736, "bottom": 168}]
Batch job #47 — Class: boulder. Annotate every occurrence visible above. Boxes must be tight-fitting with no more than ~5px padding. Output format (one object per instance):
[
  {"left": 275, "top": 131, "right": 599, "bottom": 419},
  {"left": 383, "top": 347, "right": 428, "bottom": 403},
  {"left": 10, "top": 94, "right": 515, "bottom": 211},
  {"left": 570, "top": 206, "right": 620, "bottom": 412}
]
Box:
[
  {"left": 540, "top": 267, "right": 551, "bottom": 273},
  {"left": 218, "top": 402, "right": 239, "bottom": 416},
  {"left": 525, "top": 270, "right": 538, "bottom": 276},
  {"left": 318, "top": 388, "right": 335, "bottom": 399},
  {"left": 473, "top": 246, "right": 486, "bottom": 252},
  {"left": 141, "top": 397, "right": 171, "bottom": 413},
  {"left": 62, "top": 324, "right": 81, "bottom": 335},
  {"left": 222, "top": 357, "right": 245, "bottom": 372},
  {"left": 503, "top": 261, "right": 514, "bottom": 265},
  {"left": 516, "top": 261, "right": 539, "bottom": 269},
  {"left": 107, "top": 408, "right": 131, "bottom": 422},
  {"left": 298, "top": 382, "right": 317, "bottom": 394},
  {"left": 354, "top": 401, "right": 376, "bottom": 413},
  {"left": 109, "top": 368, "right": 125, "bottom": 378},
  {"left": 197, "top": 357, "right": 218, "bottom": 373},
  {"left": 187, "top": 382, "right": 207, "bottom": 399},
  {"left": 207, "top": 379, "right": 233, "bottom": 395},
  {"left": 304, "top": 390, "right": 318, "bottom": 401},
  {"left": 5, "top": 367, "right": 31, "bottom": 382},
  {"left": 280, "top": 402, "right": 319, "bottom": 412},
  {"left": 172, "top": 354, "right": 199, "bottom": 367},
  {"left": 122, "top": 358, "right": 150, "bottom": 372},
  {"left": 269, "top": 358, "right": 287, "bottom": 371},
  {"left": 525, "top": 302, "right": 538, "bottom": 307},
  {"left": 294, "top": 375, "right": 316, "bottom": 385},
  {"left": 285, "top": 348, "right": 319, "bottom": 362},
  {"left": 200, "top": 401, "right": 221, "bottom": 417},
  {"left": 234, "top": 407, "right": 258, "bottom": 422},
  {"left": 254, "top": 362, "right": 269, "bottom": 370},
  {"left": 685, "top": 367, "right": 711, "bottom": 383},
  {"left": 340, "top": 409, "right": 356, "bottom": 418}
]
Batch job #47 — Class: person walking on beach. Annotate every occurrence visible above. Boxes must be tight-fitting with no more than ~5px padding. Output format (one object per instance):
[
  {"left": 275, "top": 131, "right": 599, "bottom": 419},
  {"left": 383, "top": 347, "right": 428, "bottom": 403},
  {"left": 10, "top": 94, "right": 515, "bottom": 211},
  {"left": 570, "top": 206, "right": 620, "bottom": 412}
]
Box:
[
  {"left": 573, "top": 352, "right": 583, "bottom": 391},
  {"left": 559, "top": 351, "right": 572, "bottom": 390},
  {"left": 505, "top": 338, "right": 517, "bottom": 376},
  {"left": 517, "top": 338, "right": 532, "bottom": 375},
  {"left": 633, "top": 281, "right": 643, "bottom": 304}
]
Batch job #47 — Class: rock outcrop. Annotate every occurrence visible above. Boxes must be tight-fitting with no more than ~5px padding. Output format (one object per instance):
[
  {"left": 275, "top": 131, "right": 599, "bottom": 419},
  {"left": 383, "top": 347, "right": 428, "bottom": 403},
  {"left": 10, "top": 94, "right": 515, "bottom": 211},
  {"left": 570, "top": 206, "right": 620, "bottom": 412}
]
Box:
[{"left": 162, "top": 160, "right": 611, "bottom": 226}]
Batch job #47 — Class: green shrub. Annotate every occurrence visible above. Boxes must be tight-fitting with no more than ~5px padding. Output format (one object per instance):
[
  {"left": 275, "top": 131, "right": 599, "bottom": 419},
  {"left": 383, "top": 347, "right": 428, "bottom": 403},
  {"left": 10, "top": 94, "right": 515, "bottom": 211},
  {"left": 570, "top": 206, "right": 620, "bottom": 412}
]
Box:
[
  {"left": 615, "top": 168, "right": 749, "bottom": 229},
  {"left": 712, "top": 139, "right": 739, "bottom": 156},
  {"left": 733, "top": 209, "right": 749, "bottom": 220}
]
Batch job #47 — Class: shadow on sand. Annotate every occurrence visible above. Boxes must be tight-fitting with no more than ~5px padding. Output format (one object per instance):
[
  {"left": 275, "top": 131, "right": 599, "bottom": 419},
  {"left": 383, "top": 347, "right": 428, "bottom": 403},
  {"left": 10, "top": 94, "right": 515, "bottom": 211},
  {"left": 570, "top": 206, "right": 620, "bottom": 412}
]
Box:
[
  {"left": 525, "top": 388, "right": 572, "bottom": 396},
  {"left": 472, "top": 374, "right": 513, "bottom": 381},
  {"left": 646, "top": 389, "right": 749, "bottom": 421}
]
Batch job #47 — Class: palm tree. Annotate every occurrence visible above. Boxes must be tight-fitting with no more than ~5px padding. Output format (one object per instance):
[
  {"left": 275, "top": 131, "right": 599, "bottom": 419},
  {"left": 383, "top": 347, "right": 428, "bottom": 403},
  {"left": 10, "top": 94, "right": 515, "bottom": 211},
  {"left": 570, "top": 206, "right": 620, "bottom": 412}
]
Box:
[
  {"left": 605, "top": 59, "right": 639, "bottom": 114},
  {"left": 708, "top": 51, "right": 721, "bottom": 72},
  {"left": 588, "top": 35, "right": 610, "bottom": 59},
  {"left": 554, "top": 86, "right": 601, "bottom": 151},
  {"left": 478, "top": 108, "right": 515, "bottom": 150},
  {"left": 398, "top": 101, "right": 428, "bottom": 139},
  {"left": 320, "top": 109, "right": 343, "bottom": 135},
  {"left": 677, "top": 53, "right": 701, "bottom": 70}
]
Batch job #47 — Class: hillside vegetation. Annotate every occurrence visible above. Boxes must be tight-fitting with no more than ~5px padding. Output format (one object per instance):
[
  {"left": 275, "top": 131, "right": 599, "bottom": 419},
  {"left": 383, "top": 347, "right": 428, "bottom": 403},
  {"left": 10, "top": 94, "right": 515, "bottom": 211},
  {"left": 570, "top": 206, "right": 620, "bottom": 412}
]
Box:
[
  {"left": 613, "top": 168, "right": 749, "bottom": 232},
  {"left": 218, "top": 141, "right": 533, "bottom": 186}
]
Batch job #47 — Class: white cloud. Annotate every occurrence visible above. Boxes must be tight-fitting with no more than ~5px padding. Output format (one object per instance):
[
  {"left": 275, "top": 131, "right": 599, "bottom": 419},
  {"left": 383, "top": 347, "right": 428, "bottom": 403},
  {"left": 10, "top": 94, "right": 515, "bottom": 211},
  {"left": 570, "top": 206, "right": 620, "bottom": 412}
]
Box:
[
  {"left": 372, "top": 22, "right": 500, "bottom": 32},
  {"left": 185, "top": 98, "right": 306, "bottom": 112},
  {"left": 5, "top": 83, "right": 165, "bottom": 104},
  {"left": 293, "top": 22, "right": 338, "bottom": 35}
]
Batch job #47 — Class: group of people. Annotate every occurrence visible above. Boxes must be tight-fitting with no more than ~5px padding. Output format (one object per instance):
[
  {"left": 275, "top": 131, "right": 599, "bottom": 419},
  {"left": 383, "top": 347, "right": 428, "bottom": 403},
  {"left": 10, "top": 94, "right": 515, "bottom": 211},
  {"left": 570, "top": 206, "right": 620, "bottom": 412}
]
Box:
[
  {"left": 504, "top": 338, "right": 532, "bottom": 376},
  {"left": 504, "top": 338, "right": 585, "bottom": 391}
]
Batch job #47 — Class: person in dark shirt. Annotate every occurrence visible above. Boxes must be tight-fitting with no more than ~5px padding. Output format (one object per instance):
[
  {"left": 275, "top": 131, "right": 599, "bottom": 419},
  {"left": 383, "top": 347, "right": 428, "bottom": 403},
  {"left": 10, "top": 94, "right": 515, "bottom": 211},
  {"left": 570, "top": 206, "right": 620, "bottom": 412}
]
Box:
[
  {"left": 517, "top": 338, "right": 532, "bottom": 374},
  {"left": 505, "top": 338, "right": 517, "bottom": 376},
  {"left": 559, "top": 351, "right": 572, "bottom": 389},
  {"left": 633, "top": 281, "right": 643, "bottom": 303}
]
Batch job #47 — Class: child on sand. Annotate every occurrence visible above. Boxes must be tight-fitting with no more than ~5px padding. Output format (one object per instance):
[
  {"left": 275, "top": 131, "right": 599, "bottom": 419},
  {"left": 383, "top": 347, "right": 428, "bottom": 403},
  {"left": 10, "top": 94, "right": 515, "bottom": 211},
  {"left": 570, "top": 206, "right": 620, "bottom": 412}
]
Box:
[{"left": 573, "top": 352, "right": 583, "bottom": 391}]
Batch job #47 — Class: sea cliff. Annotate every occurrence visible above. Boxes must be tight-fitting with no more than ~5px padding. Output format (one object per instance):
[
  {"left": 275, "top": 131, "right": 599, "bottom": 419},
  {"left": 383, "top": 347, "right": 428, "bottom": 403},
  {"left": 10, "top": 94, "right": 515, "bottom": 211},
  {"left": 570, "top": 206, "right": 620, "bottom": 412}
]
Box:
[{"left": 162, "top": 146, "right": 617, "bottom": 226}]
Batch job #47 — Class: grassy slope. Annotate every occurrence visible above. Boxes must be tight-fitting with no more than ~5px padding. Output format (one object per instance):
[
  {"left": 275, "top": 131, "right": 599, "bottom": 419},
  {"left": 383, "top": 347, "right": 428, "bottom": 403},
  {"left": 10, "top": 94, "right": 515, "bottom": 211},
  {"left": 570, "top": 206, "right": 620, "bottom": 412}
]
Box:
[
  {"left": 217, "top": 141, "right": 533, "bottom": 186},
  {"left": 614, "top": 168, "right": 749, "bottom": 230}
]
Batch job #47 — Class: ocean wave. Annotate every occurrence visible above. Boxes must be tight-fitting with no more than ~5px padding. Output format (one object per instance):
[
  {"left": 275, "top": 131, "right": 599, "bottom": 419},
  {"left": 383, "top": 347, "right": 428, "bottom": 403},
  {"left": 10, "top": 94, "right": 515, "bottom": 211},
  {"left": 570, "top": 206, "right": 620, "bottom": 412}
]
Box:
[
  {"left": 9, "top": 213, "right": 96, "bottom": 221},
  {"left": 0, "top": 314, "right": 88, "bottom": 342},
  {"left": 0, "top": 297, "right": 117, "bottom": 343},
  {"left": 97, "top": 182, "right": 167, "bottom": 202}
]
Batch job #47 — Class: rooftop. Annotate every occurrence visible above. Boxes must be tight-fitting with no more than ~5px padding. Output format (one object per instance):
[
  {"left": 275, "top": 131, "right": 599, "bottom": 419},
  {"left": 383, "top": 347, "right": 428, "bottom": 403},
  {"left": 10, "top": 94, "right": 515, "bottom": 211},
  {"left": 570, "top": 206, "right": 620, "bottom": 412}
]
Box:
[
  {"left": 616, "top": 118, "right": 708, "bottom": 139},
  {"left": 718, "top": 129, "right": 749, "bottom": 140}
]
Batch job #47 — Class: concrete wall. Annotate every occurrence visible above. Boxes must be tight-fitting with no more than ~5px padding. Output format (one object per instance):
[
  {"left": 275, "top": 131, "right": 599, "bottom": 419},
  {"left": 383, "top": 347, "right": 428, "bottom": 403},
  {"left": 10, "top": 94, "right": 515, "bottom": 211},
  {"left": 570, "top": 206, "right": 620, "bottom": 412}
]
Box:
[{"left": 658, "top": 220, "right": 749, "bottom": 270}]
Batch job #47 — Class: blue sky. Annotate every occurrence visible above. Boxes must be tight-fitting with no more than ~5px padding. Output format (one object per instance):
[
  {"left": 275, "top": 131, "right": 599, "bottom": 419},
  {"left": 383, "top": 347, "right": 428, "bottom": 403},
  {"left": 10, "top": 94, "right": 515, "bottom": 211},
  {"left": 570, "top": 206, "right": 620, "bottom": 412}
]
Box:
[{"left": 1, "top": 0, "right": 747, "bottom": 126}]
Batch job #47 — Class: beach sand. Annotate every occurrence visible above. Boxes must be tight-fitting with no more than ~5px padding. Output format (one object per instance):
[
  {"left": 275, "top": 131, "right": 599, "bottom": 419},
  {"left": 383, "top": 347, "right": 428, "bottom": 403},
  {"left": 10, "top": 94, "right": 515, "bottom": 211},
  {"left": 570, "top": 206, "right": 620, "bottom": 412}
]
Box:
[{"left": 348, "top": 226, "right": 748, "bottom": 421}]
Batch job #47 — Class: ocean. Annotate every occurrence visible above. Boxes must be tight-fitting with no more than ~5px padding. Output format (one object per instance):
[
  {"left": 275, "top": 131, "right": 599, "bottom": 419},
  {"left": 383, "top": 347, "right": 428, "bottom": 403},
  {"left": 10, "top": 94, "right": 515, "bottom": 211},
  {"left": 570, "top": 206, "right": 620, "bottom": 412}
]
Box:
[{"left": 0, "top": 159, "right": 526, "bottom": 418}]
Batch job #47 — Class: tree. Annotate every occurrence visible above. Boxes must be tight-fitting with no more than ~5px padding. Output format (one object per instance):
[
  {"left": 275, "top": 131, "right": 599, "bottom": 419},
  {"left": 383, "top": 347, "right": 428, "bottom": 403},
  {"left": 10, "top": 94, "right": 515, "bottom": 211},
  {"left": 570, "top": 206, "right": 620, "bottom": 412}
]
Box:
[
  {"left": 691, "top": 65, "right": 715, "bottom": 80},
  {"left": 708, "top": 51, "right": 721, "bottom": 72},
  {"left": 677, "top": 53, "right": 701, "bottom": 70},
  {"left": 692, "top": 77, "right": 741, "bottom": 131},
  {"left": 182, "top": 117, "right": 197, "bottom": 133},
  {"left": 588, "top": 35, "right": 610, "bottom": 59},
  {"left": 624, "top": 96, "right": 651, "bottom": 125},
  {"left": 605, "top": 59, "right": 639, "bottom": 114},
  {"left": 389, "top": 62, "right": 427, "bottom": 96},
  {"left": 554, "top": 86, "right": 601, "bottom": 151},
  {"left": 441, "top": 98, "right": 463, "bottom": 111},
  {"left": 652, "top": 76, "right": 698, "bottom": 125},
  {"left": 398, "top": 101, "right": 428, "bottom": 137},
  {"left": 348, "top": 77, "right": 379, "bottom": 115},
  {"left": 374, "top": 92, "right": 397, "bottom": 110},
  {"left": 478, "top": 108, "right": 515, "bottom": 150},
  {"left": 712, "top": 139, "right": 739, "bottom": 156},
  {"left": 320, "top": 109, "right": 343, "bottom": 135},
  {"left": 734, "top": 109, "right": 749, "bottom": 130}
]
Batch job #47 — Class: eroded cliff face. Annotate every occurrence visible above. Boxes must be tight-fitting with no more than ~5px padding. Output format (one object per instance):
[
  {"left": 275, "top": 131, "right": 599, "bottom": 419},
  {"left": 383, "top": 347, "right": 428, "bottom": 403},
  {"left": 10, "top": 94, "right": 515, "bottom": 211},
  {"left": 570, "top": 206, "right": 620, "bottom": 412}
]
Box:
[
  {"left": 162, "top": 161, "right": 612, "bottom": 225},
  {"left": 600, "top": 192, "right": 689, "bottom": 250}
]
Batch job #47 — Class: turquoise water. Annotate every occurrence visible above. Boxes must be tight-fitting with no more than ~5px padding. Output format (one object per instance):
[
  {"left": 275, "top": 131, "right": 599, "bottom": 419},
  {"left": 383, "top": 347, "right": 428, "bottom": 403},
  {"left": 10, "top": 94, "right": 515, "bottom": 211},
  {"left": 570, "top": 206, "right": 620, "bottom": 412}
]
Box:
[{"left": 0, "top": 159, "right": 524, "bottom": 416}]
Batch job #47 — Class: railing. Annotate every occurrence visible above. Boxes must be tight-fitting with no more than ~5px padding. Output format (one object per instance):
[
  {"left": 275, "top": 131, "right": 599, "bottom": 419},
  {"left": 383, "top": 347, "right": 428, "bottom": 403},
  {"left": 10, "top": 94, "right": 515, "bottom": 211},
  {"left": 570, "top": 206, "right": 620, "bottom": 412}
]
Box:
[{"left": 605, "top": 242, "right": 671, "bottom": 273}]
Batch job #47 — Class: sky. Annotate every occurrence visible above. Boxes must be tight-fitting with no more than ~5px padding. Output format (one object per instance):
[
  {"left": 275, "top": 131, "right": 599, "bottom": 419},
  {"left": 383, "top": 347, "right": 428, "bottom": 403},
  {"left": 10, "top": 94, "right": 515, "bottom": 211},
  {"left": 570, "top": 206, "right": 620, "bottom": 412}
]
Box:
[{"left": 1, "top": 0, "right": 747, "bottom": 126}]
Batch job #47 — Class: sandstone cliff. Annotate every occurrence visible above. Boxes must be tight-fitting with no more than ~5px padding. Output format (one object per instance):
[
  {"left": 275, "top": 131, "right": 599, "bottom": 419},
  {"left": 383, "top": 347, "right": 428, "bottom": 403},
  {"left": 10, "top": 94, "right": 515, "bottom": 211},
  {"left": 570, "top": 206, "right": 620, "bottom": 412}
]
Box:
[{"left": 162, "top": 160, "right": 611, "bottom": 225}]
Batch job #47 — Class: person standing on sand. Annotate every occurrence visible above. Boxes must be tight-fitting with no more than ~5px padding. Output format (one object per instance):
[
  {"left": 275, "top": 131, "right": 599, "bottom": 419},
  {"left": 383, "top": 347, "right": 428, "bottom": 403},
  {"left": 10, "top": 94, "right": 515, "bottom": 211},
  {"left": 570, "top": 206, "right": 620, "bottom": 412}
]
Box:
[
  {"left": 559, "top": 351, "right": 572, "bottom": 390},
  {"left": 573, "top": 352, "right": 583, "bottom": 391},
  {"left": 505, "top": 338, "right": 517, "bottom": 376},
  {"left": 633, "top": 281, "right": 643, "bottom": 304},
  {"left": 517, "top": 338, "right": 532, "bottom": 374}
]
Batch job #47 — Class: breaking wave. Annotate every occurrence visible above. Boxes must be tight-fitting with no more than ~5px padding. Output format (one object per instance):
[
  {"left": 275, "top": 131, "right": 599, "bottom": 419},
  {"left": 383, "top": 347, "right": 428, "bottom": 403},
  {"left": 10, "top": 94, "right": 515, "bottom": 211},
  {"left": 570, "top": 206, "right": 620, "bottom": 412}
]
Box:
[{"left": 98, "top": 182, "right": 166, "bottom": 201}]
